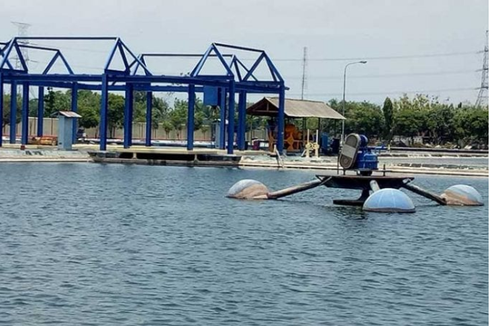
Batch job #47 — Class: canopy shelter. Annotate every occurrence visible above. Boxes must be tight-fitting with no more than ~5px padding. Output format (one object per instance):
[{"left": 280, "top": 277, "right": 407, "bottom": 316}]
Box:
[
  {"left": 0, "top": 37, "right": 288, "bottom": 154},
  {"left": 247, "top": 97, "right": 345, "bottom": 120},
  {"left": 247, "top": 97, "right": 345, "bottom": 152}
]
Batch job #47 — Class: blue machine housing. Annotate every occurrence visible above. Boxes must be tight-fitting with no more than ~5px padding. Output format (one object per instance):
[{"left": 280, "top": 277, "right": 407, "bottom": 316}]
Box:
[{"left": 354, "top": 135, "right": 380, "bottom": 170}]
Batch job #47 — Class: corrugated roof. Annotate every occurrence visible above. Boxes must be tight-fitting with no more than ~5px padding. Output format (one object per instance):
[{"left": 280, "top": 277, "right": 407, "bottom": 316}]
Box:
[
  {"left": 247, "top": 97, "right": 345, "bottom": 120},
  {"left": 58, "top": 111, "right": 82, "bottom": 118}
]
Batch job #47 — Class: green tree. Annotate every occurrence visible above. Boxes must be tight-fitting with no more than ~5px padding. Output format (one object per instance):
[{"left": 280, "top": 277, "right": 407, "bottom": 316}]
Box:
[
  {"left": 170, "top": 99, "right": 188, "bottom": 139},
  {"left": 107, "top": 93, "right": 125, "bottom": 138},
  {"left": 2, "top": 94, "right": 22, "bottom": 128},
  {"left": 382, "top": 97, "right": 394, "bottom": 141},
  {"left": 44, "top": 88, "right": 70, "bottom": 117},
  {"left": 426, "top": 103, "right": 455, "bottom": 144},
  {"left": 341, "top": 101, "right": 384, "bottom": 139},
  {"left": 77, "top": 90, "right": 100, "bottom": 129}
]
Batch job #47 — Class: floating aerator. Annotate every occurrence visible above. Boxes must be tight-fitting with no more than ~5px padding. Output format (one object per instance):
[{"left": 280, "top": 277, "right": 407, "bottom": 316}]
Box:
[
  {"left": 363, "top": 188, "right": 415, "bottom": 213},
  {"left": 441, "top": 185, "right": 484, "bottom": 206},
  {"left": 227, "top": 179, "right": 269, "bottom": 200}
]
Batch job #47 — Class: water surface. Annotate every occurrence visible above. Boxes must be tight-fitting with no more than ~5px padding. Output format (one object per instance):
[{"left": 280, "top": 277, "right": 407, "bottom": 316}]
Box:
[{"left": 0, "top": 164, "right": 487, "bottom": 325}]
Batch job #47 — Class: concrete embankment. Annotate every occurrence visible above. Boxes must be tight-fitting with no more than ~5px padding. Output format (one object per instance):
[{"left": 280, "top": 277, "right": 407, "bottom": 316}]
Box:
[
  {"left": 238, "top": 156, "right": 488, "bottom": 177},
  {"left": 0, "top": 148, "right": 91, "bottom": 162},
  {"left": 0, "top": 146, "right": 487, "bottom": 177}
]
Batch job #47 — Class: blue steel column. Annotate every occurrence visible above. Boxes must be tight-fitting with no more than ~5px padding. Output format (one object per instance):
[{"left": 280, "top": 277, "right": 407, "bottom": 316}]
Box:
[
  {"left": 71, "top": 83, "right": 78, "bottom": 143},
  {"left": 277, "top": 84, "right": 286, "bottom": 153},
  {"left": 37, "top": 87, "right": 44, "bottom": 137},
  {"left": 237, "top": 91, "right": 247, "bottom": 150},
  {"left": 123, "top": 83, "right": 134, "bottom": 149},
  {"left": 0, "top": 73, "right": 3, "bottom": 147},
  {"left": 21, "top": 82, "right": 29, "bottom": 145},
  {"left": 9, "top": 81, "right": 17, "bottom": 144},
  {"left": 99, "top": 74, "right": 108, "bottom": 151},
  {"left": 219, "top": 87, "right": 226, "bottom": 149},
  {"left": 187, "top": 84, "right": 195, "bottom": 150},
  {"left": 227, "top": 82, "right": 236, "bottom": 154},
  {"left": 145, "top": 91, "right": 152, "bottom": 147}
]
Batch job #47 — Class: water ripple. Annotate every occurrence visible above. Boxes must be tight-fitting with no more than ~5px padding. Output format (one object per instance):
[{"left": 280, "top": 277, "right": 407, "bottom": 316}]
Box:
[{"left": 0, "top": 164, "right": 487, "bottom": 325}]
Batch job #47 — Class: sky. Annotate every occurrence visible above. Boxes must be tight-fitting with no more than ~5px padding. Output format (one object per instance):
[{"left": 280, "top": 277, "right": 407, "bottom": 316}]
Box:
[{"left": 0, "top": 0, "right": 488, "bottom": 105}]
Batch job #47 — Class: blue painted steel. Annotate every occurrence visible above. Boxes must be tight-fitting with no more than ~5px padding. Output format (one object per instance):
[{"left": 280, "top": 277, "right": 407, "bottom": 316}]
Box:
[
  {"left": 190, "top": 45, "right": 215, "bottom": 77},
  {"left": 71, "top": 83, "right": 79, "bottom": 143},
  {"left": 213, "top": 43, "right": 263, "bottom": 53},
  {"left": 0, "top": 36, "right": 288, "bottom": 154},
  {"left": 0, "top": 73, "right": 3, "bottom": 146},
  {"left": 277, "top": 84, "right": 285, "bottom": 153},
  {"left": 145, "top": 91, "right": 152, "bottom": 147},
  {"left": 227, "top": 81, "right": 236, "bottom": 154},
  {"left": 99, "top": 74, "right": 108, "bottom": 151},
  {"left": 21, "top": 82, "right": 29, "bottom": 145},
  {"left": 230, "top": 57, "right": 243, "bottom": 82},
  {"left": 37, "top": 87, "right": 44, "bottom": 137},
  {"left": 104, "top": 41, "right": 120, "bottom": 71},
  {"left": 187, "top": 84, "right": 196, "bottom": 150},
  {"left": 190, "top": 44, "right": 234, "bottom": 77},
  {"left": 119, "top": 41, "right": 152, "bottom": 76},
  {"left": 243, "top": 52, "right": 265, "bottom": 81},
  {"left": 203, "top": 86, "right": 218, "bottom": 106},
  {"left": 0, "top": 40, "right": 15, "bottom": 70},
  {"left": 116, "top": 41, "right": 130, "bottom": 73},
  {"left": 57, "top": 52, "right": 75, "bottom": 75},
  {"left": 219, "top": 87, "right": 226, "bottom": 149},
  {"left": 9, "top": 81, "right": 17, "bottom": 144},
  {"left": 15, "top": 36, "right": 117, "bottom": 40},
  {"left": 354, "top": 135, "right": 380, "bottom": 170},
  {"left": 123, "top": 83, "right": 134, "bottom": 148},
  {"left": 235, "top": 58, "right": 258, "bottom": 81},
  {"left": 237, "top": 91, "right": 247, "bottom": 150},
  {"left": 13, "top": 41, "right": 28, "bottom": 72},
  {"left": 263, "top": 54, "right": 279, "bottom": 82},
  {"left": 42, "top": 52, "right": 61, "bottom": 74}
]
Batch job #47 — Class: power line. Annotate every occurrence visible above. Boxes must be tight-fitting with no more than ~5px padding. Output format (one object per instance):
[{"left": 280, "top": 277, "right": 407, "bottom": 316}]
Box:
[
  {"left": 270, "top": 50, "right": 481, "bottom": 62},
  {"left": 288, "top": 87, "right": 479, "bottom": 97},
  {"left": 278, "top": 69, "right": 480, "bottom": 80}
]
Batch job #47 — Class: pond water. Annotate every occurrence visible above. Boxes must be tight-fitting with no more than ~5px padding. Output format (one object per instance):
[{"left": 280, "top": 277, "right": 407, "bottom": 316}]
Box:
[{"left": 0, "top": 163, "right": 487, "bottom": 325}]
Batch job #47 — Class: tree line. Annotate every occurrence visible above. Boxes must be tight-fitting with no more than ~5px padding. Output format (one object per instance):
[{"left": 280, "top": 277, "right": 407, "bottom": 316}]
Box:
[
  {"left": 1, "top": 88, "right": 488, "bottom": 147},
  {"left": 324, "top": 95, "right": 488, "bottom": 147}
]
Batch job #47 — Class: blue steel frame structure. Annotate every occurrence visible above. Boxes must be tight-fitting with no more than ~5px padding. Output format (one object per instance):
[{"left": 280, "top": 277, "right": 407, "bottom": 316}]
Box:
[{"left": 0, "top": 37, "right": 287, "bottom": 154}]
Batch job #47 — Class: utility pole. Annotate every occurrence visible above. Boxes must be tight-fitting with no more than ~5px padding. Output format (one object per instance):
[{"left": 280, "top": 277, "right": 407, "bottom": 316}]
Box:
[
  {"left": 475, "top": 30, "right": 488, "bottom": 107},
  {"left": 301, "top": 47, "right": 307, "bottom": 100}
]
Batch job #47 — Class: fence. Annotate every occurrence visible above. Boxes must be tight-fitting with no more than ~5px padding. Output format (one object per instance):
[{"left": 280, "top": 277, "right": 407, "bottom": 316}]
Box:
[{"left": 2, "top": 117, "right": 268, "bottom": 142}]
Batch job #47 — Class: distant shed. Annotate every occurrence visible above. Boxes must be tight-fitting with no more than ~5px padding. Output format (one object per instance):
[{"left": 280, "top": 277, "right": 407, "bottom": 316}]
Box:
[{"left": 247, "top": 97, "right": 345, "bottom": 120}]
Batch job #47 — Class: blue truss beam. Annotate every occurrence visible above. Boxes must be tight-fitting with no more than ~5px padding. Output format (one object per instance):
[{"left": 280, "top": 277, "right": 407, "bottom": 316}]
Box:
[
  {"left": 37, "top": 87, "right": 44, "bottom": 136},
  {"left": 0, "top": 37, "right": 288, "bottom": 154},
  {"left": 0, "top": 74, "right": 3, "bottom": 146},
  {"left": 21, "top": 82, "right": 29, "bottom": 145},
  {"left": 145, "top": 91, "right": 152, "bottom": 146},
  {"left": 227, "top": 81, "right": 236, "bottom": 154},
  {"left": 9, "top": 81, "right": 17, "bottom": 144},
  {"left": 187, "top": 84, "right": 196, "bottom": 150},
  {"left": 71, "top": 82, "right": 79, "bottom": 143}
]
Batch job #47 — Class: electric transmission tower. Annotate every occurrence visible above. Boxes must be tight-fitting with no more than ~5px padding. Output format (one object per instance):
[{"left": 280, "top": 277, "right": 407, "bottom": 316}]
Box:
[
  {"left": 475, "top": 30, "right": 488, "bottom": 107},
  {"left": 11, "top": 21, "right": 31, "bottom": 70},
  {"left": 301, "top": 47, "right": 308, "bottom": 100}
]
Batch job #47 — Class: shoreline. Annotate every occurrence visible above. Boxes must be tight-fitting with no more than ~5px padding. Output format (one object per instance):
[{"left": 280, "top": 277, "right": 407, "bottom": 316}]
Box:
[{"left": 0, "top": 147, "right": 487, "bottom": 177}]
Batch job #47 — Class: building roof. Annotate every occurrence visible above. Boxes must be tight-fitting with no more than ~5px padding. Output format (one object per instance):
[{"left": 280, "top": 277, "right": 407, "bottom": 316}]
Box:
[
  {"left": 246, "top": 97, "right": 345, "bottom": 120},
  {"left": 58, "top": 111, "right": 82, "bottom": 118}
]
